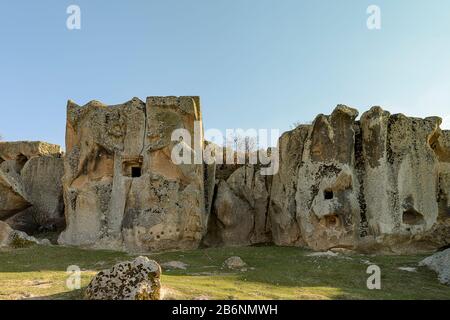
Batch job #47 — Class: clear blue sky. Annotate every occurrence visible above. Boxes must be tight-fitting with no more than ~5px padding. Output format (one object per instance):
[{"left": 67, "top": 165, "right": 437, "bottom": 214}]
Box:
[{"left": 1, "top": 0, "right": 449, "bottom": 148}]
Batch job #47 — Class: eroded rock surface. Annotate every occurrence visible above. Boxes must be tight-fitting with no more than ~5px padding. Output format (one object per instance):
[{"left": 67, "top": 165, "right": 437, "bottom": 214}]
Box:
[
  {"left": 58, "top": 97, "right": 208, "bottom": 252},
  {"left": 266, "top": 105, "right": 450, "bottom": 252},
  {"left": 202, "top": 105, "right": 449, "bottom": 253},
  {"left": 204, "top": 165, "right": 272, "bottom": 247},
  {"left": 85, "top": 256, "right": 161, "bottom": 300},
  {"left": 0, "top": 141, "right": 64, "bottom": 232},
  {"left": 294, "top": 106, "right": 360, "bottom": 251},
  {"left": 0, "top": 169, "right": 30, "bottom": 219},
  {"left": 269, "top": 125, "right": 309, "bottom": 246},
  {"left": 3, "top": 100, "right": 448, "bottom": 255},
  {"left": 20, "top": 156, "right": 65, "bottom": 229},
  {"left": 0, "top": 141, "right": 61, "bottom": 162},
  {"left": 358, "top": 109, "right": 443, "bottom": 252}
]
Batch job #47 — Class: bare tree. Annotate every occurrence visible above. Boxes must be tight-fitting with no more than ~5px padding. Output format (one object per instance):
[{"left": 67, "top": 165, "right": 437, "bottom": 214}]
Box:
[
  {"left": 290, "top": 120, "right": 312, "bottom": 129},
  {"left": 227, "top": 133, "right": 257, "bottom": 165}
]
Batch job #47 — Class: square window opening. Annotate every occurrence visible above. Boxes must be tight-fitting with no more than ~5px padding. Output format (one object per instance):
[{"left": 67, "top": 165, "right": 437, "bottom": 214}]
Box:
[
  {"left": 324, "top": 189, "right": 334, "bottom": 200},
  {"left": 131, "top": 166, "right": 142, "bottom": 178}
]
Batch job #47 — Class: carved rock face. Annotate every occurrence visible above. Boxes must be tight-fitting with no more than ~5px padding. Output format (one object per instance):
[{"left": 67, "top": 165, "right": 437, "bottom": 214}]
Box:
[
  {"left": 267, "top": 105, "right": 450, "bottom": 253},
  {"left": 4, "top": 97, "right": 441, "bottom": 254},
  {"left": 294, "top": 106, "right": 360, "bottom": 251},
  {"left": 58, "top": 97, "right": 207, "bottom": 252}
]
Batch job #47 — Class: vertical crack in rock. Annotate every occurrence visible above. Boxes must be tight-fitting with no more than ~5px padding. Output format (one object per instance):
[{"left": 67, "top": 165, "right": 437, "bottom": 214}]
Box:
[{"left": 353, "top": 121, "right": 368, "bottom": 237}]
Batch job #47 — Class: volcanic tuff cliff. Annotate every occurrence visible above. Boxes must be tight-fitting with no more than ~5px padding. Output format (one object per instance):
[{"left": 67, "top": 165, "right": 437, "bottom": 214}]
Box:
[
  {"left": 0, "top": 97, "right": 449, "bottom": 254},
  {"left": 58, "top": 97, "right": 209, "bottom": 252}
]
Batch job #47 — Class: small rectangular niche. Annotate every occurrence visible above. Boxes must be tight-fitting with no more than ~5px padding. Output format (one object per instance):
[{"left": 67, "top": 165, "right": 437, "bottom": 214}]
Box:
[
  {"left": 131, "top": 166, "right": 142, "bottom": 178},
  {"left": 324, "top": 189, "right": 334, "bottom": 200},
  {"left": 122, "top": 156, "right": 143, "bottom": 178}
]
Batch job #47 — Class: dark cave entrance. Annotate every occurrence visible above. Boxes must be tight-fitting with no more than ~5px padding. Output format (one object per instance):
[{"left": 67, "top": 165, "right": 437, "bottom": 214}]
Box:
[
  {"left": 324, "top": 189, "right": 334, "bottom": 200},
  {"left": 131, "top": 166, "right": 142, "bottom": 178},
  {"left": 402, "top": 208, "right": 425, "bottom": 225},
  {"left": 122, "top": 156, "right": 143, "bottom": 178}
]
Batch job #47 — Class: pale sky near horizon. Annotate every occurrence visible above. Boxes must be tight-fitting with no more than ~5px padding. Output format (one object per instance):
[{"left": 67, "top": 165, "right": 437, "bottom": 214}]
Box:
[{"left": 0, "top": 0, "right": 449, "bottom": 148}]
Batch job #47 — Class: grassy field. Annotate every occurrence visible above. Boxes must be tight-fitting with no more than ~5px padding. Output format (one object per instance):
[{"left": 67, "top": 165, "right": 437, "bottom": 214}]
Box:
[{"left": 0, "top": 244, "right": 449, "bottom": 300}]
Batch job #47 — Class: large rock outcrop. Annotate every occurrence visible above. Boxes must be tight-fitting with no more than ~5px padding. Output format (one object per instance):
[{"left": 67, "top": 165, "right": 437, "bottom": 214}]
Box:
[
  {"left": 0, "top": 169, "right": 30, "bottom": 219},
  {"left": 202, "top": 105, "right": 449, "bottom": 253},
  {"left": 204, "top": 165, "right": 272, "bottom": 247},
  {"left": 0, "top": 141, "right": 64, "bottom": 231},
  {"left": 265, "top": 105, "right": 450, "bottom": 253},
  {"left": 358, "top": 108, "right": 443, "bottom": 251},
  {"left": 19, "top": 155, "right": 65, "bottom": 229},
  {"left": 3, "top": 100, "right": 447, "bottom": 255},
  {"left": 58, "top": 97, "right": 208, "bottom": 252},
  {"left": 294, "top": 106, "right": 361, "bottom": 251},
  {"left": 268, "top": 125, "right": 309, "bottom": 246}
]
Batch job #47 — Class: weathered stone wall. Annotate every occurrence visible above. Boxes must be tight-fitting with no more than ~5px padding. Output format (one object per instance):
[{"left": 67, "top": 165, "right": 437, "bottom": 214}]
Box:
[
  {"left": 293, "top": 106, "right": 361, "bottom": 251},
  {"left": 206, "top": 105, "right": 450, "bottom": 253},
  {"left": 1, "top": 100, "right": 448, "bottom": 254},
  {"left": 265, "top": 106, "right": 448, "bottom": 253},
  {"left": 358, "top": 109, "right": 442, "bottom": 252},
  {"left": 268, "top": 125, "right": 309, "bottom": 246},
  {"left": 58, "top": 96, "right": 208, "bottom": 252}
]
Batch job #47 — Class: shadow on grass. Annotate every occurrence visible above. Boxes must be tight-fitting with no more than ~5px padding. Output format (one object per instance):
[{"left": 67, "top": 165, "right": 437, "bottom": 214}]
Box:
[
  {"left": 25, "top": 289, "right": 85, "bottom": 300},
  {"left": 0, "top": 245, "right": 130, "bottom": 273}
]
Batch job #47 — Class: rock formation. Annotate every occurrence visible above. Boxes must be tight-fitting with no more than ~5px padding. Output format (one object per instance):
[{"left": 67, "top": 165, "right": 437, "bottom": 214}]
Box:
[
  {"left": 207, "top": 105, "right": 450, "bottom": 253},
  {"left": 58, "top": 97, "right": 208, "bottom": 252},
  {"left": 203, "top": 165, "right": 272, "bottom": 247},
  {"left": 1, "top": 98, "right": 448, "bottom": 254},
  {"left": 0, "top": 169, "right": 30, "bottom": 220},
  {"left": 0, "top": 141, "right": 64, "bottom": 233}
]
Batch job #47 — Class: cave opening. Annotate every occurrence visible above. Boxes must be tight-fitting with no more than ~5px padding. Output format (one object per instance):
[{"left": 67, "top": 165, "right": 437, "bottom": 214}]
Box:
[
  {"left": 131, "top": 166, "right": 142, "bottom": 178},
  {"left": 15, "top": 154, "right": 28, "bottom": 172},
  {"left": 322, "top": 214, "right": 340, "bottom": 228},
  {"left": 402, "top": 208, "right": 425, "bottom": 225},
  {"left": 122, "top": 156, "right": 144, "bottom": 178},
  {"left": 324, "top": 189, "right": 334, "bottom": 200}
]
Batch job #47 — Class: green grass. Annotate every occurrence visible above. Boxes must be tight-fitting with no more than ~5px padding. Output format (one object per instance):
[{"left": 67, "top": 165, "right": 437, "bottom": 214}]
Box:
[{"left": 0, "top": 245, "right": 449, "bottom": 300}]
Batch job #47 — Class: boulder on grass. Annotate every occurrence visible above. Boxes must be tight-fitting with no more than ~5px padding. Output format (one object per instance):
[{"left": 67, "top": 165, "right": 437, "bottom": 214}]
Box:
[
  {"left": 85, "top": 256, "right": 161, "bottom": 300},
  {"left": 223, "top": 256, "right": 247, "bottom": 269},
  {"left": 419, "top": 249, "right": 450, "bottom": 285},
  {"left": 0, "top": 221, "right": 48, "bottom": 248}
]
